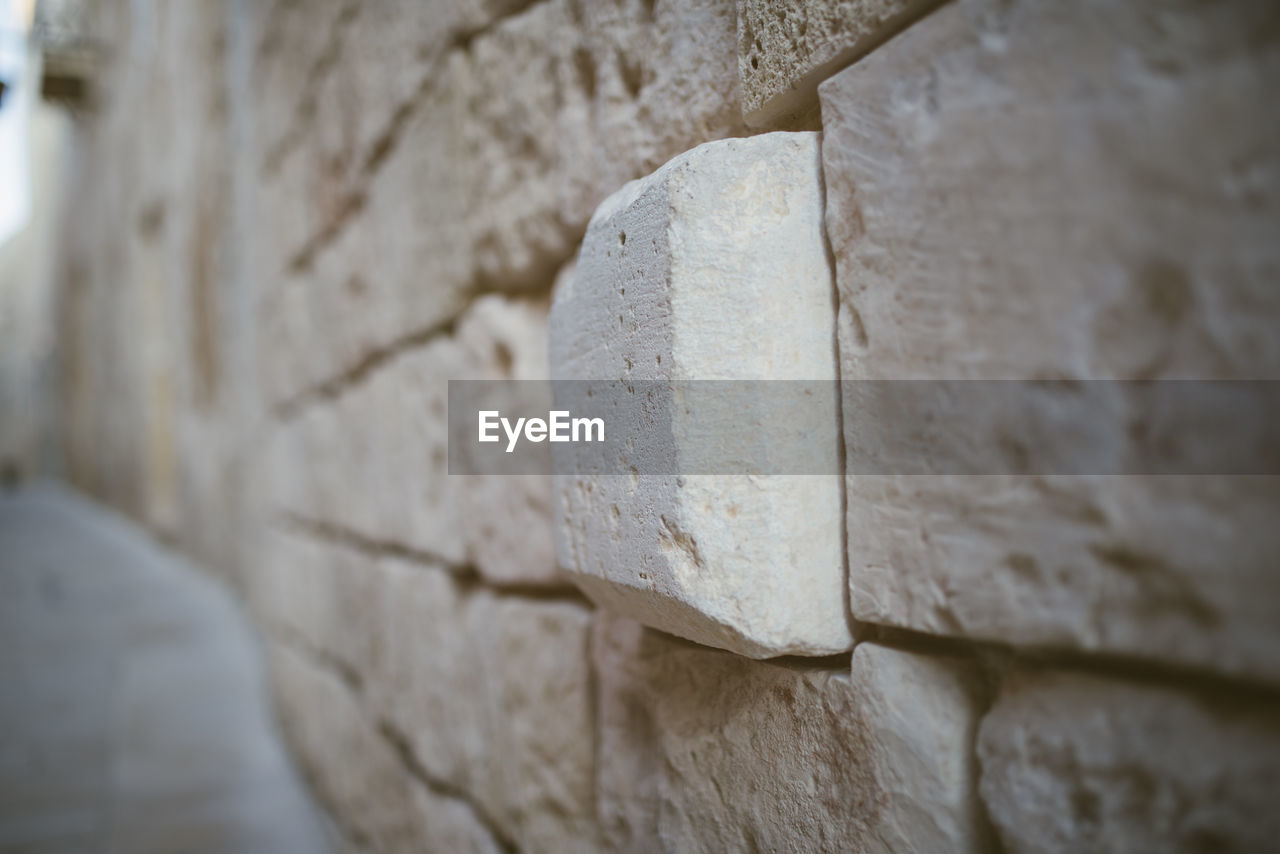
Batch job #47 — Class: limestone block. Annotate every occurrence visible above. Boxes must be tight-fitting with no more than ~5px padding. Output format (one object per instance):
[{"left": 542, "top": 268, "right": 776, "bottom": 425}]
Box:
[
  {"left": 550, "top": 133, "right": 848, "bottom": 657},
  {"left": 248, "top": 529, "right": 380, "bottom": 679},
  {"left": 978, "top": 670, "right": 1280, "bottom": 853},
  {"left": 470, "top": 595, "right": 599, "bottom": 852},
  {"left": 268, "top": 641, "right": 505, "bottom": 854},
  {"left": 268, "top": 293, "right": 562, "bottom": 581},
  {"left": 820, "top": 0, "right": 1280, "bottom": 680},
  {"left": 594, "top": 615, "right": 988, "bottom": 852},
  {"left": 258, "top": 0, "right": 744, "bottom": 407},
  {"left": 465, "top": 0, "right": 746, "bottom": 282},
  {"left": 737, "top": 0, "right": 938, "bottom": 127},
  {"left": 267, "top": 332, "right": 468, "bottom": 567},
  {"left": 368, "top": 559, "right": 598, "bottom": 852}
]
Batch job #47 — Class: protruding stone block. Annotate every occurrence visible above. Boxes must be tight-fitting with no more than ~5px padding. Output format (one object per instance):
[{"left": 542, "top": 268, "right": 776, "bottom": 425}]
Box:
[
  {"left": 978, "top": 670, "right": 1280, "bottom": 853},
  {"left": 820, "top": 0, "right": 1280, "bottom": 681},
  {"left": 737, "top": 0, "right": 938, "bottom": 127},
  {"left": 594, "top": 615, "right": 989, "bottom": 851},
  {"left": 550, "top": 133, "right": 849, "bottom": 658}
]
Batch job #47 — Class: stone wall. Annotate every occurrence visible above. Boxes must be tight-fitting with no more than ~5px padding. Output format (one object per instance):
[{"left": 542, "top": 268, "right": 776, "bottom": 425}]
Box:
[{"left": 52, "top": 0, "right": 1280, "bottom": 851}]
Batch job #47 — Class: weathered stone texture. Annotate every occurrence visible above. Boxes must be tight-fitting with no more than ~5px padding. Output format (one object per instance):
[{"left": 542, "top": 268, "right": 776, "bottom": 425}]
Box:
[
  {"left": 254, "top": 535, "right": 598, "bottom": 853},
  {"left": 736, "top": 0, "right": 938, "bottom": 127},
  {"left": 268, "top": 641, "right": 505, "bottom": 854},
  {"left": 594, "top": 615, "right": 989, "bottom": 852},
  {"left": 550, "top": 134, "right": 848, "bottom": 658},
  {"left": 369, "top": 559, "right": 598, "bottom": 852},
  {"left": 260, "top": 0, "right": 746, "bottom": 407},
  {"left": 820, "top": 0, "right": 1280, "bottom": 680},
  {"left": 978, "top": 669, "right": 1280, "bottom": 853},
  {"left": 268, "top": 294, "right": 563, "bottom": 584}
]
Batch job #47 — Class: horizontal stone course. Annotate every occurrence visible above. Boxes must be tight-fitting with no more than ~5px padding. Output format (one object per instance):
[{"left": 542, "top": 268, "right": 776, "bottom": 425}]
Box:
[{"left": 820, "top": 0, "right": 1280, "bottom": 682}]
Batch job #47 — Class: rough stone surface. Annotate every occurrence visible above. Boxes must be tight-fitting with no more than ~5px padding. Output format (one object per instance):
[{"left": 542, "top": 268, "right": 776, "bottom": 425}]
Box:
[
  {"left": 250, "top": 531, "right": 598, "bottom": 853},
  {"left": 820, "top": 0, "right": 1280, "bottom": 681},
  {"left": 259, "top": 0, "right": 746, "bottom": 408},
  {"left": 269, "top": 641, "right": 505, "bottom": 854},
  {"left": 267, "top": 294, "right": 563, "bottom": 584},
  {"left": 736, "top": 0, "right": 938, "bottom": 127},
  {"left": 978, "top": 669, "right": 1280, "bottom": 853},
  {"left": 594, "top": 615, "right": 989, "bottom": 852},
  {"left": 368, "top": 559, "right": 599, "bottom": 853},
  {"left": 550, "top": 133, "right": 848, "bottom": 658}
]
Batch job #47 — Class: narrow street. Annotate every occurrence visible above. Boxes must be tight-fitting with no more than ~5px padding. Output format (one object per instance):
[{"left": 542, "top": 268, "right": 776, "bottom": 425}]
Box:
[{"left": 0, "top": 485, "right": 329, "bottom": 853}]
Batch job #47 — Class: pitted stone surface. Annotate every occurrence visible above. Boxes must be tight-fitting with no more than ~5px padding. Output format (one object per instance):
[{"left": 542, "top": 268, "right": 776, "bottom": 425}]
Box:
[
  {"left": 737, "top": 0, "right": 938, "bottom": 127},
  {"left": 820, "top": 0, "right": 1280, "bottom": 681},
  {"left": 594, "top": 615, "right": 989, "bottom": 852},
  {"left": 550, "top": 133, "right": 848, "bottom": 658},
  {"left": 978, "top": 670, "right": 1280, "bottom": 854}
]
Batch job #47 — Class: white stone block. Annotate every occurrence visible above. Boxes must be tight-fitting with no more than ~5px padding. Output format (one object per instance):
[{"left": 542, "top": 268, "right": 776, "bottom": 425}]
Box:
[
  {"left": 549, "top": 133, "right": 849, "bottom": 658},
  {"left": 820, "top": 0, "right": 1280, "bottom": 681}
]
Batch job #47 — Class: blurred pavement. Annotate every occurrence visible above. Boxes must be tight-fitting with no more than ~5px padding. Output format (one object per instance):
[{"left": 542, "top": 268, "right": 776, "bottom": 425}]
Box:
[{"left": 0, "top": 484, "right": 330, "bottom": 853}]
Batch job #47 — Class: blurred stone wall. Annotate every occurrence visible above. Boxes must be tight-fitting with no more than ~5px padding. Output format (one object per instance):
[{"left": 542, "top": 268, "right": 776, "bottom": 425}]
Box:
[
  {"left": 0, "top": 56, "right": 73, "bottom": 482},
  {"left": 52, "top": 0, "right": 1280, "bottom": 852}
]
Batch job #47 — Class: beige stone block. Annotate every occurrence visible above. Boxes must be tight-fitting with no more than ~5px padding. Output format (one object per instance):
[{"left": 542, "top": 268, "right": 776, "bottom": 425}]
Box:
[
  {"left": 471, "top": 595, "right": 598, "bottom": 852},
  {"left": 594, "top": 615, "right": 989, "bottom": 852},
  {"left": 820, "top": 0, "right": 1280, "bottom": 680},
  {"left": 268, "top": 641, "right": 505, "bottom": 854},
  {"left": 368, "top": 559, "right": 598, "bottom": 852},
  {"left": 978, "top": 669, "right": 1280, "bottom": 853},
  {"left": 737, "top": 0, "right": 938, "bottom": 127},
  {"left": 551, "top": 133, "right": 848, "bottom": 658},
  {"left": 248, "top": 529, "right": 379, "bottom": 679},
  {"left": 365, "top": 559, "right": 485, "bottom": 788},
  {"left": 258, "top": 0, "right": 744, "bottom": 406},
  {"left": 268, "top": 294, "right": 560, "bottom": 579},
  {"left": 267, "top": 332, "right": 468, "bottom": 566}
]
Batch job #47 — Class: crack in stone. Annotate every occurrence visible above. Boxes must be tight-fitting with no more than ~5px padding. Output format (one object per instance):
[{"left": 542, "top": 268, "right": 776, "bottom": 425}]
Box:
[
  {"left": 272, "top": 311, "right": 458, "bottom": 420},
  {"left": 278, "top": 513, "right": 591, "bottom": 604},
  {"left": 261, "top": 0, "right": 362, "bottom": 176},
  {"left": 269, "top": 271, "right": 568, "bottom": 422},
  {"left": 376, "top": 718, "right": 519, "bottom": 854},
  {"left": 278, "top": 0, "right": 555, "bottom": 276},
  {"left": 862, "top": 622, "right": 1280, "bottom": 704},
  {"left": 270, "top": 624, "right": 365, "bottom": 694},
  {"left": 269, "top": 630, "right": 516, "bottom": 854}
]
